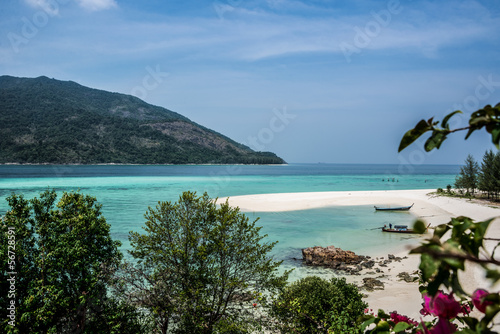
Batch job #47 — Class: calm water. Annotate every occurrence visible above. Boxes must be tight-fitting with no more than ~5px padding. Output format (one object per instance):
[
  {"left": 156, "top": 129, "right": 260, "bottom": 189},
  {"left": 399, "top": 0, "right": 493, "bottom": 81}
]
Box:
[{"left": 0, "top": 164, "right": 459, "bottom": 279}]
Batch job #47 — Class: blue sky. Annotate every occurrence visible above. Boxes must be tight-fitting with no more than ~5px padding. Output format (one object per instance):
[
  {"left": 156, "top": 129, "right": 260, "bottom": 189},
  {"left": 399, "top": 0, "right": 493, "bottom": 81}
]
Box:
[{"left": 1, "top": 0, "right": 500, "bottom": 164}]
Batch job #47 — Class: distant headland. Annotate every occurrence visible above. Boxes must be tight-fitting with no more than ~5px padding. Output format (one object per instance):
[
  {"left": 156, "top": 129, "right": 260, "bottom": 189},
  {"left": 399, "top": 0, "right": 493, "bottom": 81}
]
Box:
[{"left": 0, "top": 75, "right": 286, "bottom": 165}]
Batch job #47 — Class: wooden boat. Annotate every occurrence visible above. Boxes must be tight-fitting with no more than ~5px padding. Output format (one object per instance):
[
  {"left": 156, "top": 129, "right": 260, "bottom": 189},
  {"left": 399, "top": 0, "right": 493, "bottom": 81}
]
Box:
[
  {"left": 381, "top": 223, "right": 430, "bottom": 234},
  {"left": 374, "top": 203, "right": 414, "bottom": 211},
  {"left": 381, "top": 225, "right": 415, "bottom": 233}
]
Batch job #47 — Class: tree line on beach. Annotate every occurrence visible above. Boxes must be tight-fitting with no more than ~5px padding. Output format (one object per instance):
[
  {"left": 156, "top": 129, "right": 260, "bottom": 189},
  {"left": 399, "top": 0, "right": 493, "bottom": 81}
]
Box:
[{"left": 451, "top": 150, "right": 500, "bottom": 200}]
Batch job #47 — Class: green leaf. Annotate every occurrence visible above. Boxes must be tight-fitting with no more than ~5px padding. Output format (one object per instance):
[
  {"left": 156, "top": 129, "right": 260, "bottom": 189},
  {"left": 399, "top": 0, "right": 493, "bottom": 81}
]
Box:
[
  {"left": 469, "top": 115, "right": 489, "bottom": 126},
  {"left": 398, "top": 119, "right": 432, "bottom": 152},
  {"left": 485, "top": 268, "right": 500, "bottom": 283},
  {"left": 393, "top": 322, "right": 412, "bottom": 332},
  {"left": 361, "top": 317, "right": 376, "bottom": 331},
  {"left": 434, "top": 224, "right": 449, "bottom": 239},
  {"left": 464, "top": 126, "right": 478, "bottom": 140},
  {"left": 461, "top": 316, "right": 479, "bottom": 329},
  {"left": 442, "top": 256, "right": 465, "bottom": 270},
  {"left": 424, "top": 130, "right": 448, "bottom": 151},
  {"left": 491, "top": 126, "right": 500, "bottom": 149},
  {"left": 482, "top": 304, "right": 500, "bottom": 327},
  {"left": 413, "top": 220, "right": 428, "bottom": 234},
  {"left": 376, "top": 320, "right": 391, "bottom": 331},
  {"left": 441, "top": 110, "right": 462, "bottom": 129},
  {"left": 419, "top": 253, "right": 438, "bottom": 281}
]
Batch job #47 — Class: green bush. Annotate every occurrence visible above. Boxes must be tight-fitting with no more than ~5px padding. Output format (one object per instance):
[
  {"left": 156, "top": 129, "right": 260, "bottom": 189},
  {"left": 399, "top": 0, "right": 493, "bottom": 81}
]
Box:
[{"left": 271, "top": 276, "right": 366, "bottom": 333}]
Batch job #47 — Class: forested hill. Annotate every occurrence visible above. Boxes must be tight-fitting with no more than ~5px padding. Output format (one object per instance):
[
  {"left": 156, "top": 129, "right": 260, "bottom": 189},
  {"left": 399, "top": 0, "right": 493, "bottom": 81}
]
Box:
[{"left": 0, "top": 75, "right": 285, "bottom": 164}]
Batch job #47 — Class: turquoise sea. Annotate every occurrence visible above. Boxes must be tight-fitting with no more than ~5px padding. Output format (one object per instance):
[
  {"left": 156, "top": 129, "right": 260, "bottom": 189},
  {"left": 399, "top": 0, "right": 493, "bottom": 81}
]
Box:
[{"left": 0, "top": 164, "right": 459, "bottom": 279}]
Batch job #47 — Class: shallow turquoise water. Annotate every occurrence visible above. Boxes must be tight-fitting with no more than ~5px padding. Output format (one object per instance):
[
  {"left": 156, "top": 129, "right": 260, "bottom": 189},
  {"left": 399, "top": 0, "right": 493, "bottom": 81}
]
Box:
[{"left": 0, "top": 163, "right": 458, "bottom": 278}]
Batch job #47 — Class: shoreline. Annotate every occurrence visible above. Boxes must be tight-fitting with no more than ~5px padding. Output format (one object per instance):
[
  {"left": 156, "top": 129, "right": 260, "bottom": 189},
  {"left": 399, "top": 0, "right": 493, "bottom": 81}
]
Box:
[{"left": 219, "top": 189, "right": 500, "bottom": 319}]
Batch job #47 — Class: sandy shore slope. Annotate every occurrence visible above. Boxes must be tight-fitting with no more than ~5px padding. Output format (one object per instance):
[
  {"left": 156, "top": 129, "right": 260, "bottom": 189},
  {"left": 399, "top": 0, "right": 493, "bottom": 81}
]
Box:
[{"left": 219, "top": 189, "right": 500, "bottom": 319}]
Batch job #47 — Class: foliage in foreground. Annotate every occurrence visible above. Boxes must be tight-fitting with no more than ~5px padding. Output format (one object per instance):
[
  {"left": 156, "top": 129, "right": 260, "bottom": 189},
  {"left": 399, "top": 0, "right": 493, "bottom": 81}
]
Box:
[
  {"left": 360, "top": 103, "right": 500, "bottom": 333},
  {"left": 118, "top": 191, "right": 290, "bottom": 334},
  {"left": 2, "top": 189, "right": 367, "bottom": 334},
  {"left": 272, "top": 276, "right": 366, "bottom": 333},
  {"left": 0, "top": 190, "right": 148, "bottom": 334}
]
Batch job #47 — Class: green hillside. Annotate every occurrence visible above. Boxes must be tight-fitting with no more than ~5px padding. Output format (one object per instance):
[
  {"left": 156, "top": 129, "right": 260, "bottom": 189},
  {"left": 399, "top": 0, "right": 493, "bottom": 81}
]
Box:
[{"left": 0, "top": 76, "right": 285, "bottom": 164}]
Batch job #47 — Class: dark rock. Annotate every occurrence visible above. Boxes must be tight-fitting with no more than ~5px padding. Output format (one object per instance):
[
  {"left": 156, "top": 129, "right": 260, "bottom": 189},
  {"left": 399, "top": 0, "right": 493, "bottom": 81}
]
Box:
[
  {"left": 361, "top": 278, "right": 385, "bottom": 291},
  {"left": 302, "top": 245, "right": 364, "bottom": 269},
  {"left": 362, "top": 260, "right": 375, "bottom": 269},
  {"left": 347, "top": 267, "right": 360, "bottom": 275},
  {"left": 397, "top": 272, "right": 417, "bottom": 283}
]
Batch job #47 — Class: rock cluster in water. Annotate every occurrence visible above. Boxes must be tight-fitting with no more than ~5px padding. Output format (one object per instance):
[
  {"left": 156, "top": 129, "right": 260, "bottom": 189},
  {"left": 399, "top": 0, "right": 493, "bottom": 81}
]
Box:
[{"left": 301, "top": 245, "right": 418, "bottom": 291}]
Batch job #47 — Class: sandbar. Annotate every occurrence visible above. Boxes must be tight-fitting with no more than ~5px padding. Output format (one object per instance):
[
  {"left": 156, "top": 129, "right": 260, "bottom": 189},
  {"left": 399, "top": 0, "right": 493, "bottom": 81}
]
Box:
[{"left": 219, "top": 189, "right": 500, "bottom": 319}]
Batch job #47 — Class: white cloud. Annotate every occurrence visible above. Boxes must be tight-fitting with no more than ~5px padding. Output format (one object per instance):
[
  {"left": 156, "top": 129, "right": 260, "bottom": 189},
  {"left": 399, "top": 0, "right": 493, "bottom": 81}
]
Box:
[
  {"left": 24, "top": 0, "right": 59, "bottom": 16},
  {"left": 75, "top": 0, "right": 117, "bottom": 11}
]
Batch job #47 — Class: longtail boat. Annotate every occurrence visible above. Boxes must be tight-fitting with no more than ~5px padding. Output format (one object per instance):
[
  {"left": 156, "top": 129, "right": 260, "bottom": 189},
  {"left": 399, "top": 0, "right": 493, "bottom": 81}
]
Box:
[
  {"left": 381, "top": 223, "right": 430, "bottom": 234},
  {"left": 374, "top": 203, "right": 414, "bottom": 211}
]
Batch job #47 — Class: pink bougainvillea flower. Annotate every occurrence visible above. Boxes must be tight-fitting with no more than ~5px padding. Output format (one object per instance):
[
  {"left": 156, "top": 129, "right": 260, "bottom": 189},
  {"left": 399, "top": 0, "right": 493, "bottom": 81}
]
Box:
[
  {"left": 460, "top": 303, "right": 471, "bottom": 315},
  {"left": 420, "top": 292, "right": 461, "bottom": 320},
  {"left": 430, "top": 318, "right": 457, "bottom": 334},
  {"left": 432, "top": 292, "right": 462, "bottom": 319},
  {"left": 390, "top": 311, "right": 418, "bottom": 326},
  {"left": 417, "top": 318, "right": 457, "bottom": 334},
  {"left": 420, "top": 291, "right": 462, "bottom": 319},
  {"left": 420, "top": 294, "right": 433, "bottom": 316},
  {"left": 472, "top": 289, "right": 494, "bottom": 313}
]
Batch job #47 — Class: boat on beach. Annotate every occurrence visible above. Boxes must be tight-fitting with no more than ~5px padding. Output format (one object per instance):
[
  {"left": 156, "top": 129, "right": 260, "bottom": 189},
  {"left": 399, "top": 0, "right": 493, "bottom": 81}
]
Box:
[
  {"left": 381, "top": 225, "right": 415, "bottom": 233},
  {"left": 374, "top": 203, "right": 414, "bottom": 211},
  {"left": 381, "top": 223, "right": 430, "bottom": 234}
]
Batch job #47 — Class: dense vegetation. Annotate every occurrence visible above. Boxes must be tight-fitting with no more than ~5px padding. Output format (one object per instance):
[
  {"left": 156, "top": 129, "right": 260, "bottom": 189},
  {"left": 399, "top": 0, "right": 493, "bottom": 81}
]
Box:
[
  {"left": 271, "top": 276, "right": 366, "bottom": 333},
  {"left": 0, "top": 76, "right": 285, "bottom": 164},
  {"left": 1, "top": 190, "right": 366, "bottom": 333},
  {"left": 0, "top": 190, "right": 148, "bottom": 333}
]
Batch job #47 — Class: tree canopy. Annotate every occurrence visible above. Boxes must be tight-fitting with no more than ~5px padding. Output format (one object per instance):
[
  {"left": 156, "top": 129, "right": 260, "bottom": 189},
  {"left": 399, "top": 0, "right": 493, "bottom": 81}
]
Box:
[
  {"left": 124, "top": 191, "right": 289, "bottom": 333},
  {"left": 455, "top": 154, "right": 480, "bottom": 195},
  {"left": 0, "top": 190, "right": 147, "bottom": 334}
]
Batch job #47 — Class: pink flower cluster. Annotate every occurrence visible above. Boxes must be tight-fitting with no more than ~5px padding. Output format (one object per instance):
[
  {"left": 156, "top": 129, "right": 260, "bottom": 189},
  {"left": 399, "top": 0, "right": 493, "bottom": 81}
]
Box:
[
  {"left": 390, "top": 311, "right": 418, "bottom": 326},
  {"left": 362, "top": 289, "right": 497, "bottom": 334},
  {"left": 418, "top": 291, "right": 471, "bottom": 334},
  {"left": 420, "top": 292, "right": 464, "bottom": 319}
]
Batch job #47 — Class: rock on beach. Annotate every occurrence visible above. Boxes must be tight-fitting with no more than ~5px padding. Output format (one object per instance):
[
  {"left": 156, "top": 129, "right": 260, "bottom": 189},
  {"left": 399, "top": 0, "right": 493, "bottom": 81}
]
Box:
[{"left": 301, "top": 245, "right": 364, "bottom": 269}]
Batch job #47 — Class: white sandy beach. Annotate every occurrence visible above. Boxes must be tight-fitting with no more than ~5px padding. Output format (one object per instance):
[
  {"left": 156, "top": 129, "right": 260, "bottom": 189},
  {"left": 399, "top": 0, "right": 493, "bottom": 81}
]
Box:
[{"left": 219, "top": 189, "right": 500, "bottom": 319}]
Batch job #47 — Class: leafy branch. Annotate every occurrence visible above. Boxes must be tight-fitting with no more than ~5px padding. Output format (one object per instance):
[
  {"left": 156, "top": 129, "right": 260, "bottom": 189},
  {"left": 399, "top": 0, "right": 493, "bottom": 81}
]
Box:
[{"left": 399, "top": 103, "right": 500, "bottom": 152}]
